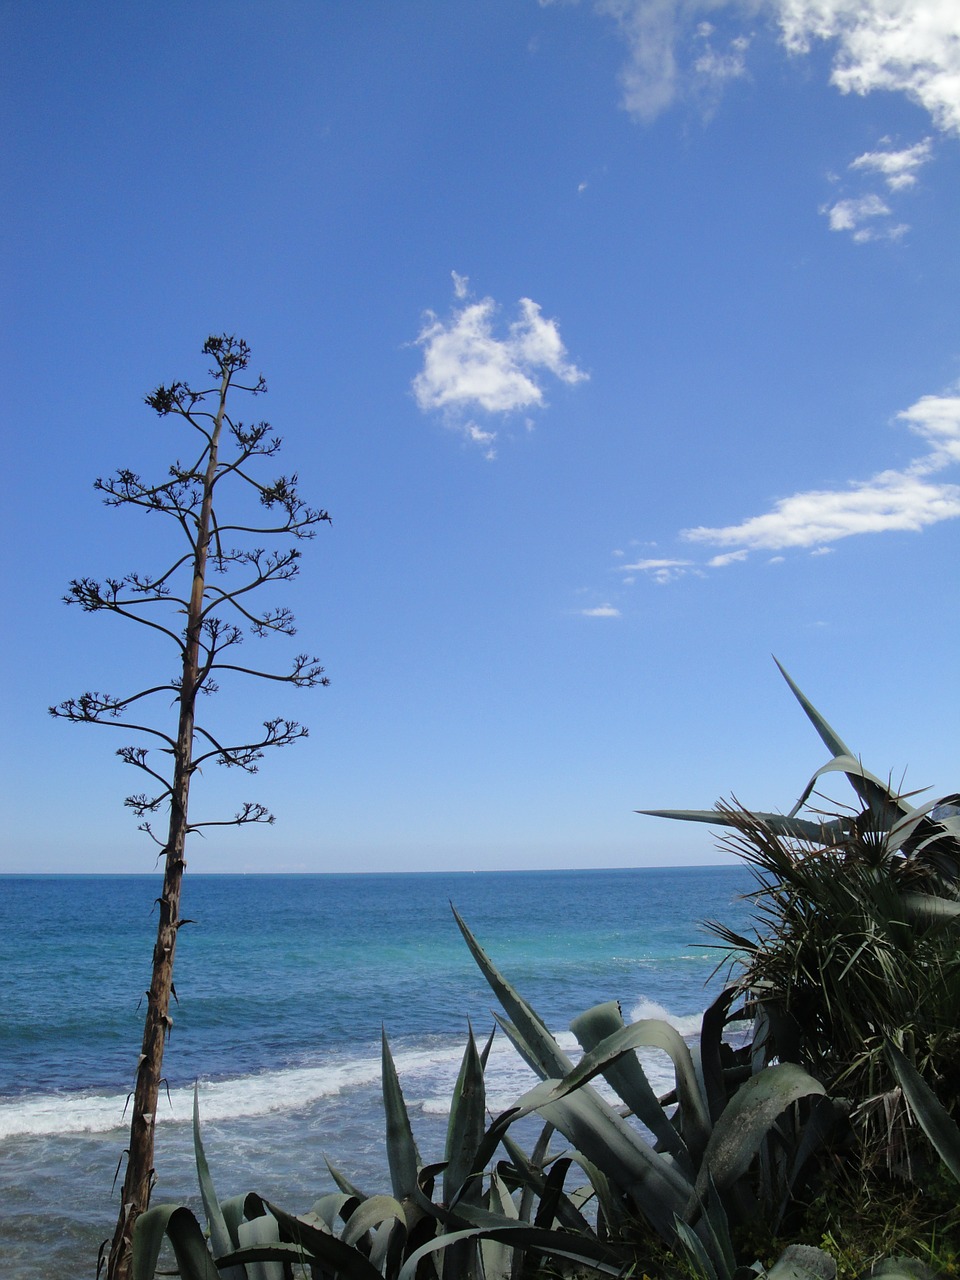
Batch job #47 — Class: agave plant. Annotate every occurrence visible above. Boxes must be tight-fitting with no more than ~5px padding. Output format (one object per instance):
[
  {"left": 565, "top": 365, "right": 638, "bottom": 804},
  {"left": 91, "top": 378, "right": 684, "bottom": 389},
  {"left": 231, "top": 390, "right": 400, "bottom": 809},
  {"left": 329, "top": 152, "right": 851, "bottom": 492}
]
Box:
[
  {"left": 641, "top": 662, "right": 960, "bottom": 1175},
  {"left": 451, "top": 909, "right": 837, "bottom": 1279},
  {"left": 133, "top": 906, "right": 838, "bottom": 1280},
  {"left": 132, "top": 1026, "right": 628, "bottom": 1280},
  {"left": 641, "top": 658, "right": 960, "bottom": 872}
]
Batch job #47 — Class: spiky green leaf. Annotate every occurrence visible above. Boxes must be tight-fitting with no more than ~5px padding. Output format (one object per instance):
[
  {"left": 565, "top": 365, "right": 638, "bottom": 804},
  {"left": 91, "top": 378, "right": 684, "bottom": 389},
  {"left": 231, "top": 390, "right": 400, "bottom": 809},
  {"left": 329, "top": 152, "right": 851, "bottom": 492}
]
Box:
[
  {"left": 885, "top": 1041, "right": 960, "bottom": 1183},
  {"left": 132, "top": 1205, "right": 221, "bottom": 1280},
  {"left": 444, "top": 1026, "right": 486, "bottom": 1208},
  {"left": 570, "top": 1001, "right": 691, "bottom": 1164},
  {"left": 452, "top": 906, "right": 572, "bottom": 1079},
  {"left": 381, "top": 1027, "right": 422, "bottom": 1204},
  {"left": 694, "top": 1063, "right": 825, "bottom": 1202}
]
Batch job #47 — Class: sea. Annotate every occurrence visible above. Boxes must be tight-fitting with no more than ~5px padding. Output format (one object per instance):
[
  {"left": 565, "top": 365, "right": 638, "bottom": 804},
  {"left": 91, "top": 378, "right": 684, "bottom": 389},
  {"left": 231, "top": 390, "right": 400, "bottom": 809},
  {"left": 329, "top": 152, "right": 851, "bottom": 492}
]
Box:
[{"left": 0, "top": 867, "right": 756, "bottom": 1278}]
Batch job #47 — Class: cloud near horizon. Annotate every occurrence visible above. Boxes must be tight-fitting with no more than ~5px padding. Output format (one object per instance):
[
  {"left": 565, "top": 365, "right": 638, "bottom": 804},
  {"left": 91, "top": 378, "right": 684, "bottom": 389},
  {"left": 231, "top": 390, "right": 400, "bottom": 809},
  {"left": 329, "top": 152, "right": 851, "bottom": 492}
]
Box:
[{"left": 412, "top": 274, "right": 587, "bottom": 455}]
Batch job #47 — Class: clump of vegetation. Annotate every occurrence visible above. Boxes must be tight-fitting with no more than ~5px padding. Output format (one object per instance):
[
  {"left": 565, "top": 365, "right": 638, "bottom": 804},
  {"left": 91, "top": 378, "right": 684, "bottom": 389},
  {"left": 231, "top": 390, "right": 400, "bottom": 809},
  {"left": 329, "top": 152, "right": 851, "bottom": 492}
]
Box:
[{"left": 132, "top": 663, "right": 960, "bottom": 1279}]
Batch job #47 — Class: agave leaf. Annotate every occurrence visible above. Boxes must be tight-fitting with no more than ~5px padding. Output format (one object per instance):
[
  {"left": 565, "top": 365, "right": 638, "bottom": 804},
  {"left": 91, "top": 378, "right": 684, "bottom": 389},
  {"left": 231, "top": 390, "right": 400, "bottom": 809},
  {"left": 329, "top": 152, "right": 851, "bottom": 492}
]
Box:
[
  {"left": 480, "top": 1171, "right": 518, "bottom": 1280},
  {"left": 192, "top": 1084, "right": 244, "bottom": 1279},
  {"left": 505, "top": 1125, "right": 550, "bottom": 1227},
  {"left": 535, "top": 1088, "right": 691, "bottom": 1238},
  {"left": 532, "top": 1155, "right": 568, "bottom": 1229},
  {"left": 696, "top": 1174, "right": 737, "bottom": 1280},
  {"left": 700, "top": 987, "right": 742, "bottom": 1124},
  {"left": 884, "top": 1041, "right": 960, "bottom": 1183},
  {"left": 493, "top": 1013, "right": 556, "bottom": 1081},
  {"left": 674, "top": 1216, "right": 720, "bottom": 1280},
  {"left": 381, "top": 1027, "right": 422, "bottom": 1204},
  {"left": 262, "top": 1200, "right": 385, "bottom": 1279},
  {"left": 487, "top": 1011, "right": 684, "bottom": 1197},
  {"left": 474, "top": 1071, "right": 692, "bottom": 1241},
  {"left": 236, "top": 1213, "right": 285, "bottom": 1280},
  {"left": 131, "top": 1204, "right": 187, "bottom": 1280},
  {"left": 540, "top": 1018, "right": 712, "bottom": 1164},
  {"left": 479, "top": 1023, "right": 496, "bottom": 1069},
  {"left": 323, "top": 1153, "right": 367, "bottom": 1200},
  {"left": 693, "top": 1063, "right": 825, "bottom": 1205},
  {"left": 787, "top": 755, "right": 892, "bottom": 819},
  {"left": 489, "top": 1168, "right": 519, "bottom": 1220},
  {"left": 773, "top": 659, "right": 911, "bottom": 825},
  {"left": 771, "top": 659, "right": 850, "bottom": 759},
  {"left": 495, "top": 1060, "right": 695, "bottom": 1222},
  {"left": 566, "top": 1150, "right": 627, "bottom": 1236},
  {"left": 308, "top": 1191, "right": 359, "bottom": 1230},
  {"left": 444, "top": 1026, "right": 486, "bottom": 1208},
  {"left": 342, "top": 1193, "right": 407, "bottom": 1247},
  {"left": 219, "top": 1195, "right": 248, "bottom": 1249},
  {"left": 773, "top": 1097, "right": 839, "bottom": 1231},
  {"left": 370, "top": 1215, "right": 407, "bottom": 1276},
  {"left": 453, "top": 906, "right": 573, "bottom": 1079},
  {"left": 899, "top": 892, "right": 960, "bottom": 923},
  {"left": 863, "top": 1259, "right": 938, "bottom": 1279},
  {"left": 765, "top": 1243, "right": 837, "bottom": 1279},
  {"left": 132, "top": 1205, "right": 221, "bottom": 1280},
  {"left": 219, "top": 1239, "right": 382, "bottom": 1278},
  {"left": 397, "top": 1224, "right": 624, "bottom": 1280},
  {"left": 637, "top": 808, "right": 850, "bottom": 844},
  {"left": 499, "top": 1132, "right": 595, "bottom": 1236},
  {"left": 873, "top": 795, "right": 943, "bottom": 854},
  {"left": 570, "top": 1001, "right": 691, "bottom": 1166}
]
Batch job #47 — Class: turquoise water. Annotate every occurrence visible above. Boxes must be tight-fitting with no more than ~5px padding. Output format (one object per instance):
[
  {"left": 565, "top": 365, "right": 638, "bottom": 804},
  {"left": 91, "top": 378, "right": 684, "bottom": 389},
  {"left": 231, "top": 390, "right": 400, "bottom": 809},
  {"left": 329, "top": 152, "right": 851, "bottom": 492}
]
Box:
[{"left": 0, "top": 868, "right": 754, "bottom": 1277}]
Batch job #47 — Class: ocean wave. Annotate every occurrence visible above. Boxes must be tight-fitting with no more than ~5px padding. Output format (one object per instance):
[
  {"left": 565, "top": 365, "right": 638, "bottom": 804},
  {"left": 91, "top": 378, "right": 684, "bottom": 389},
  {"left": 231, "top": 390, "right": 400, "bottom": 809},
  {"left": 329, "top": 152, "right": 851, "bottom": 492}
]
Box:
[
  {"left": 0, "top": 1009, "right": 708, "bottom": 1143},
  {"left": 0, "top": 1036, "right": 545, "bottom": 1142},
  {"left": 627, "top": 996, "right": 704, "bottom": 1039}
]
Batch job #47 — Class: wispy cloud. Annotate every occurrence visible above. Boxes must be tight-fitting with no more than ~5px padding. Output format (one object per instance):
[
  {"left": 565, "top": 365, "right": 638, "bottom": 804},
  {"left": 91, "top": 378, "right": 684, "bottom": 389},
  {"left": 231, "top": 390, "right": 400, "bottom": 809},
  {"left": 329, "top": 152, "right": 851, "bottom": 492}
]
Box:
[
  {"left": 412, "top": 273, "right": 587, "bottom": 454},
  {"left": 605, "top": 392, "right": 960, "bottom": 587},
  {"left": 682, "top": 392, "right": 960, "bottom": 557},
  {"left": 821, "top": 135, "right": 932, "bottom": 241},
  {"left": 580, "top": 603, "right": 622, "bottom": 616},
  {"left": 619, "top": 556, "right": 695, "bottom": 584},
  {"left": 851, "top": 137, "right": 933, "bottom": 190},
  {"left": 596, "top": 0, "right": 682, "bottom": 123},
  {"left": 820, "top": 191, "right": 907, "bottom": 242},
  {"left": 550, "top": 0, "right": 960, "bottom": 136}
]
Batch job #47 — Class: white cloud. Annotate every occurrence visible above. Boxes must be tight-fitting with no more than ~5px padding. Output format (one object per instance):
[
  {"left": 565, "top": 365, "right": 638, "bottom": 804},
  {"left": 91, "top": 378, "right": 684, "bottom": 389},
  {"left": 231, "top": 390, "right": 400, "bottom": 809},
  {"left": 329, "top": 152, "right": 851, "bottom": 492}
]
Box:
[
  {"left": 620, "top": 556, "right": 694, "bottom": 583},
  {"left": 681, "top": 391, "right": 960, "bottom": 556},
  {"left": 597, "top": 0, "right": 681, "bottom": 122},
  {"left": 821, "top": 192, "right": 909, "bottom": 241},
  {"left": 412, "top": 281, "right": 587, "bottom": 454},
  {"left": 851, "top": 137, "right": 933, "bottom": 189},
  {"left": 822, "top": 136, "right": 931, "bottom": 241},
  {"left": 564, "top": 0, "right": 960, "bottom": 136},
  {"left": 694, "top": 33, "right": 751, "bottom": 85},
  {"left": 708, "top": 548, "right": 750, "bottom": 566},
  {"left": 898, "top": 393, "right": 960, "bottom": 468},
  {"left": 465, "top": 422, "right": 498, "bottom": 460},
  {"left": 580, "top": 603, "right": 622, "bottom": 616},
  {"left": 775, "top": 0, "right": 960, "bottom": 136}
]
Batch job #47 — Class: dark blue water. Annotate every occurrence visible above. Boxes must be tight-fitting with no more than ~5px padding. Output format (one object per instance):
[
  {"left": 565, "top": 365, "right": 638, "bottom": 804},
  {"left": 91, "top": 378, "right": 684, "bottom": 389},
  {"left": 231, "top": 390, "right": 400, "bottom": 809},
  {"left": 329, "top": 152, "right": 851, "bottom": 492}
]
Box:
[{"left": 0, "top": 868, "right": 754, "bottom": 1278}]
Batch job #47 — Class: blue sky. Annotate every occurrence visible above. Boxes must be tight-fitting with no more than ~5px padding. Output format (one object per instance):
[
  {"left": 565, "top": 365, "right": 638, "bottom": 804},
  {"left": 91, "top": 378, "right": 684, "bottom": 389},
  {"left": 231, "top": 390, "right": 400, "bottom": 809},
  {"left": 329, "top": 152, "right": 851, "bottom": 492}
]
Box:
[{"left": 2, "top": 1, "right": 959, "bottom": 873}]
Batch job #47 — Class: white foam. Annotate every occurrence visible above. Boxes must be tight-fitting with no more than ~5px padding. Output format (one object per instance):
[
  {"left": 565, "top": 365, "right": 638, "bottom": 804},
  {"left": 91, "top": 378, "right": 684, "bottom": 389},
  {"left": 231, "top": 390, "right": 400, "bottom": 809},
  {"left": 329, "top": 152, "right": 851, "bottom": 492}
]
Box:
[
  {"left": 0, "top": 1009, "right": 712, "bottom": 1143},
  {"left": 628, "top": 997, "right": 703, "bottom": 1039},
  {"left": 0, "top": 1053, "right": 386, "bottom": 1141}
]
